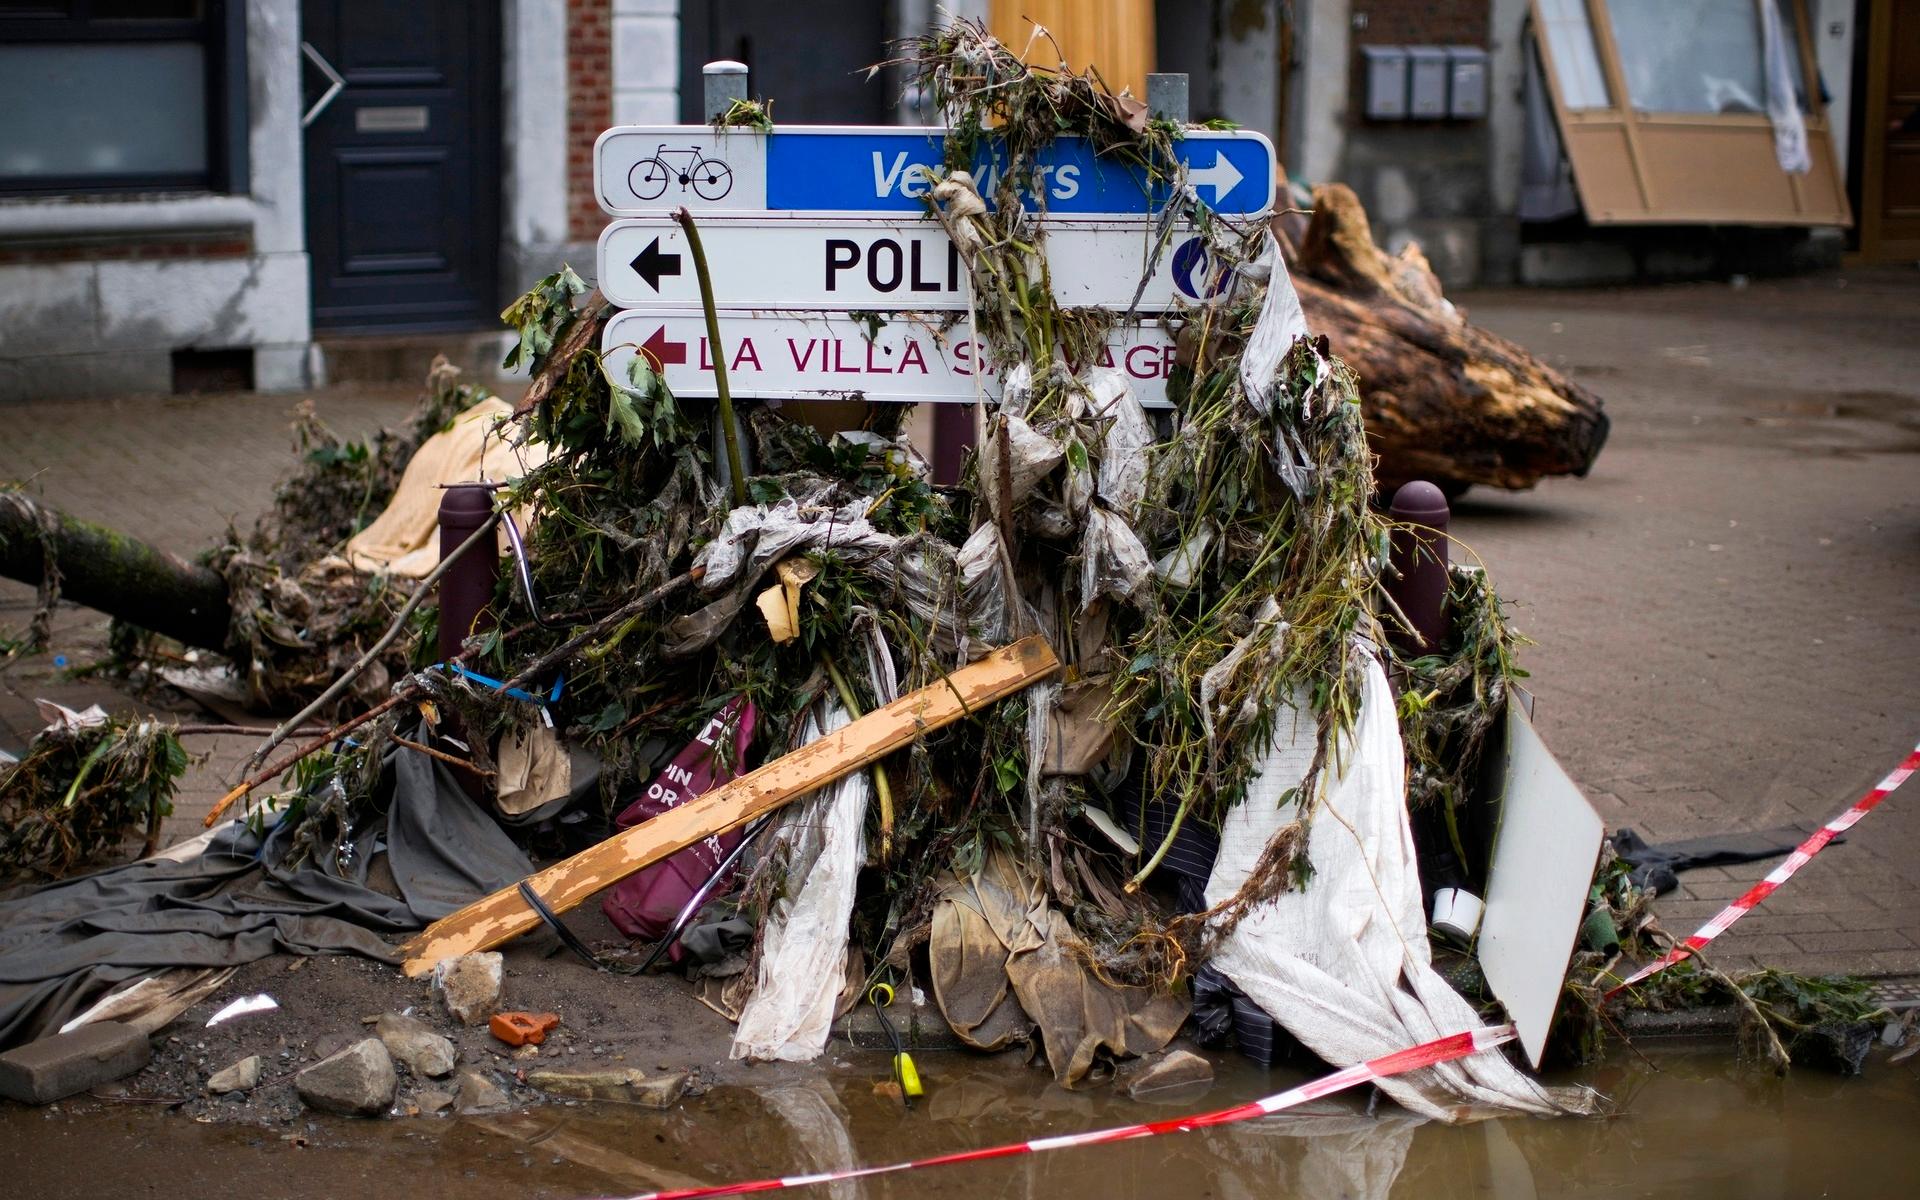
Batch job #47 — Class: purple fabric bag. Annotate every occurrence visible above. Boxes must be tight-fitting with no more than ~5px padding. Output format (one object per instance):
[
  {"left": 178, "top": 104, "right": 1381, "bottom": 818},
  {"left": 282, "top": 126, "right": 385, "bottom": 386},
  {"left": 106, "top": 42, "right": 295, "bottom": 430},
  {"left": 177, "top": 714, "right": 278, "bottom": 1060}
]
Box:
[{"left": 600, "top": 696, "right": 756, "bottom": 953}]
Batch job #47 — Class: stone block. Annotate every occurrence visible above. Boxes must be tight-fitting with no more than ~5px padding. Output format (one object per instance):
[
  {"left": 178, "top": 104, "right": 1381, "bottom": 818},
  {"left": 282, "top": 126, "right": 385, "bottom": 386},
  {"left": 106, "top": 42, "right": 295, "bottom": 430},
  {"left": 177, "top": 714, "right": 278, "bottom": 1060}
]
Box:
[
  {"left": 1518, "top": 241, "right": 1638, "bottom": 287},
  {"left": 375, "top": 1012, "right": 458, "bottom": 1078},
  {"left": 0, "top": 263, "right": 100, "bottom": 357},
  {"left": 207, "top": 1054, "right": 261, "bottom": 1094},
  {"left": 527, "top": 1067, "right": 687, "bottom": 1108},
  {"left": 1115, "top": 1049, "right": 1214, "bottom": 1100},
  {"left": 96, "top": 252, "right": 309, "bottom": 349},
  {"left": 296, "top": 1037, "right": 398, "bottom": 1117},
  {"left": 432, "top": 951, "right": 504, "bottom": 1026},
  {"left": 453, "top": 1068, "right": 511, "bottom": 1115},
  {"left": 613, "top": 14, "right": 678, "bottom": 92},
  {"left": 0, "top": 1021, "right": 151, "bottom": 1104},
  {"left": 614, "top": 91, "right": 679, "bottom": 127}
]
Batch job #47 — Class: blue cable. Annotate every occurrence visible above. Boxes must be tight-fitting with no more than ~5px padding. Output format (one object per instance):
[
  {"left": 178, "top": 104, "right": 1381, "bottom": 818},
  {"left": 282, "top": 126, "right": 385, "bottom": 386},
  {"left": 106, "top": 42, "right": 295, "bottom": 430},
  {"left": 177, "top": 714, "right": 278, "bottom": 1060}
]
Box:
[{"left": 439, "top": 662, "right": 565, "bottom": 707}]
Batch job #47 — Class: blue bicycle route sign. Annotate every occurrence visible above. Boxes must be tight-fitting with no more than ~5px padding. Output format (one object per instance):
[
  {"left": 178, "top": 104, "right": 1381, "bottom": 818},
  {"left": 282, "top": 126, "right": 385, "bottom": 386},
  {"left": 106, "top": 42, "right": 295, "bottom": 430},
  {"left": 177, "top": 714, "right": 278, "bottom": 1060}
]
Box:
[{"left": 596, "top": 125, "right": 1276, "bottom": 220}]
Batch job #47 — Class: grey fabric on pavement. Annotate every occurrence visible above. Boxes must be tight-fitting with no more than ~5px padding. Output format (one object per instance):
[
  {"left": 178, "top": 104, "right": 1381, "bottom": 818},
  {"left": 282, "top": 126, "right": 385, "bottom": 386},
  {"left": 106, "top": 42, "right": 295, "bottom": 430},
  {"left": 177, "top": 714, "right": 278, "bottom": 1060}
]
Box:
[
  {"left": 0, "top": 744, "right": 542, "bottom": 1049},
  {"left": 1609, "top": 824, "right": 1837, "bottom": 896}
]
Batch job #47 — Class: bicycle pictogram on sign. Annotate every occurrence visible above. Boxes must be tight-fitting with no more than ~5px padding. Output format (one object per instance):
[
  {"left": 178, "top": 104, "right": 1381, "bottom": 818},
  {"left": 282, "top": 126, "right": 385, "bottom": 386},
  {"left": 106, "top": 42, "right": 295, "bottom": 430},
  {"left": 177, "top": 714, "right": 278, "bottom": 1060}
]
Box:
[{"left": 630, "top": 144, "right": 734, "bottom": 201}]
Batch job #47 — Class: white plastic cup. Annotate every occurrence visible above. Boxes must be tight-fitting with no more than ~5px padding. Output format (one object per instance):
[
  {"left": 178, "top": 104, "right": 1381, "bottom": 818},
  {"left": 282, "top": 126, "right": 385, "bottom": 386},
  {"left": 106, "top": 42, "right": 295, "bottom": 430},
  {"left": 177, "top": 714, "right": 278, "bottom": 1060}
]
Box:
[{"left": 1431, "top": 887, "right": 1485, "bottom": 941}]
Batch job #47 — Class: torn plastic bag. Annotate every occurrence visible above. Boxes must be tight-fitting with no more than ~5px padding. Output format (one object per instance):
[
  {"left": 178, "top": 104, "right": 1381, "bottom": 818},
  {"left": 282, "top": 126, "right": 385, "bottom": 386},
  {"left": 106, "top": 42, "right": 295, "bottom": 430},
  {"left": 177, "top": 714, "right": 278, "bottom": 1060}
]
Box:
[
  {"left": 978, "top": 413, "right": 1064, "bottom": 521},
  {"left": 602, "top": 697, "right": 756, "bottom": 960},
  {"left": 1199, "top": 595, "right": 1284, "bottom": 748},
  {"left": 1073, "top": 368, "right": 1152, "bottom": 519},
  {"left": 731, "top": 702, "right": 868, "bottom": 1062},
  {"left": 957, "top": 523, "right": 1017, "bottom": 655},
  {"left": 1237, "top": 232, "right": 1309, "bottom": 417},
  {"left": 1205, "top": 643, "right": 1593, "bottom": 1120},
  {"left": 833, "top": 428, "right": 931, "bottom": 481},
  {"left": 667, "top": 496, "right": 897, "bottom": 655},
  {"left": 1154, "top": 523, "right": 1215, "bottom": 590},
  {"left": 1043, "top": 677, "right": 1118, "bottom": 776},
  {"left": 1080, "top": 507, "right": 1153, "bottom": 610},
  {"left": 495, "top": 724, "right": 572, "bottom": 817}
]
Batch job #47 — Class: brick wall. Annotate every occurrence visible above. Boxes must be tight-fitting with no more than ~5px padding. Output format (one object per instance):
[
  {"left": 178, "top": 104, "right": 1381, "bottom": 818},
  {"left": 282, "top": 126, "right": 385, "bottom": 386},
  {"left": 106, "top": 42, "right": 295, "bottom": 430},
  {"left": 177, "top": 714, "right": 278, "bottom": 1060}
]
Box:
[
  {"left": 1349, "top": 0, "right": 1489, "bottom": 48},
  {"left": 568, "top": 0, "right": 614, "bottom": 242},
  {"left": 0, "top": 237, "right": 252, "bottom": 267}
]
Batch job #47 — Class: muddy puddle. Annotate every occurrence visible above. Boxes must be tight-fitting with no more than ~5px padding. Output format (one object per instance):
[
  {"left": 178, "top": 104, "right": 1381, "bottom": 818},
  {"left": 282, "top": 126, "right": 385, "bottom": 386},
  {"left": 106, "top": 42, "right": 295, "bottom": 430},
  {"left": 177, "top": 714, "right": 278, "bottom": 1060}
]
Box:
[{"left": 4, "top": 1046, "right": 1916, "bottom": 1199}]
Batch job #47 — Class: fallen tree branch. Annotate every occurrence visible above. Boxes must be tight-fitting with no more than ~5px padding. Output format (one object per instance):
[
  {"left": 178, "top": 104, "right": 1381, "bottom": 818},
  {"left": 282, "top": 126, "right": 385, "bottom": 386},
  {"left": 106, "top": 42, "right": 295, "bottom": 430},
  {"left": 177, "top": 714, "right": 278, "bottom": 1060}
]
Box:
[
  {"left": 390, "top": 733, "right": 496, "bottom": 777},
  {"left": 497, "top": 567, "right": 700, "bottom": 695},
  {"left": 202, "top": 573, "right": 701, "bottom": 829},
  {"left": 241, "top": 511, "right": 503, "bottom": 777},
  {"left": 0, "top": 491, "right": 230, "bottom": 651},
  {"left": 511, "top": 287, "right": 609, "bottom": 420}
]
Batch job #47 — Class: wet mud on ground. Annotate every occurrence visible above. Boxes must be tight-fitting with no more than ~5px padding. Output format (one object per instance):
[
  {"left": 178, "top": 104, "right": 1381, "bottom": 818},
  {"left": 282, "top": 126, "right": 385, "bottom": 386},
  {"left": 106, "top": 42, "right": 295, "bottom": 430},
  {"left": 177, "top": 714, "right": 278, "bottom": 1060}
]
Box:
[
  {"left": 82, "top": 913, "right": 807, "bottom": 1128},
  {"left": 4, "top": 1044, "right": 1918, "bottom": 1199}
]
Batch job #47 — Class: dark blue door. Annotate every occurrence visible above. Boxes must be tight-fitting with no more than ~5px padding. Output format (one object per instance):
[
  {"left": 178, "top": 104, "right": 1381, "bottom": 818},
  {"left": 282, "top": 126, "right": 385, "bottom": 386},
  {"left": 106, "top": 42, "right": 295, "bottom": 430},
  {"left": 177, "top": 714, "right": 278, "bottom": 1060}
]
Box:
[{"left": 302, "top": 1, "right": 501, "bottom": 331}]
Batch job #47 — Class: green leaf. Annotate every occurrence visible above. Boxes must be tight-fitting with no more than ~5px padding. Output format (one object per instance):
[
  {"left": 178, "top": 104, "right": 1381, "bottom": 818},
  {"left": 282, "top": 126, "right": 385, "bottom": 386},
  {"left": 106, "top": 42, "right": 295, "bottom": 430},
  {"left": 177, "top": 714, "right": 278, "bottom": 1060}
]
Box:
[{"left": 582, "top": 702, "right": 627, "bottom": 734}]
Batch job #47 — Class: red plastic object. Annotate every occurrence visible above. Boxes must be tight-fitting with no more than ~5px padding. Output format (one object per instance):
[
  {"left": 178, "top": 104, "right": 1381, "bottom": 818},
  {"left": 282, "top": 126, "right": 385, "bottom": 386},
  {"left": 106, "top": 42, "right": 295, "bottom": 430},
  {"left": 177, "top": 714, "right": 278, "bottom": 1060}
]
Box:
[
  {"left": 600, "top": 697, "right": 756, "bottom": 960},
  {"left": 491, "top": 1011, "right": 560, "bottom": 1047}
]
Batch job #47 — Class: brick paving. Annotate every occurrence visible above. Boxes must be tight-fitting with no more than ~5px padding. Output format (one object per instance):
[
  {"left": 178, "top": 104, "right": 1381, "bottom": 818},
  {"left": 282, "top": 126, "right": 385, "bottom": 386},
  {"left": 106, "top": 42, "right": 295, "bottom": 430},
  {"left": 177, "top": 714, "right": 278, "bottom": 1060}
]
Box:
[
  {"left": 2, "top": 268, "right": 1917, "bottom": 979},
  {"left": 0, "top": 382, "right": 418, "bottom": 834},
  {"left": 1455, "top": 267, "right": 1920, "bottom": 977}
]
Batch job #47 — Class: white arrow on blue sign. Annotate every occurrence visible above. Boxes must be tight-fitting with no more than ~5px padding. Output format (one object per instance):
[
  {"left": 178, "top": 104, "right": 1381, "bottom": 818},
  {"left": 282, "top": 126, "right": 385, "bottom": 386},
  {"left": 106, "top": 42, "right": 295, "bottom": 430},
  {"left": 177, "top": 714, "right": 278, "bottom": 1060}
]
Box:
[
  {"left": 595, "top": 125, "right": 1276, "bottom": 219},
  {"left": 597, "top": 216, "right": 1237, "bottom": 312},
  {"left": 601, "top": 309, "right": 1184, "bottom": 408}
]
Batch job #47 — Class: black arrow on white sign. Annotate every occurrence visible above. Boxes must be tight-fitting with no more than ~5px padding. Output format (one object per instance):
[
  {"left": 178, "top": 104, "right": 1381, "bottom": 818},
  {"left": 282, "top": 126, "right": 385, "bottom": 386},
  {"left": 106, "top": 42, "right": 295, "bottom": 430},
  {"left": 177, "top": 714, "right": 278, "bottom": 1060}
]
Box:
[{"left": 629, "top": 237, "right": 682, "bottom": 292}]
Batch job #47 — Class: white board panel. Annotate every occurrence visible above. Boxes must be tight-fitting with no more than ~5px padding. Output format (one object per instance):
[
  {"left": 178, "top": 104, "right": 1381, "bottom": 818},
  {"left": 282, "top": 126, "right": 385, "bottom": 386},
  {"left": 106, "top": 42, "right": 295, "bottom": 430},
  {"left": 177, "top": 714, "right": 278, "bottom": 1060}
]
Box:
[
  {"left": 601, "top": 309, "right": 1183, "bottom": 407},
  {"left": 1477, "top": 703, "right": 1606, "bottom": 1069},
  {"left": 597, "top": 217, "right": 1236, "bottom": 313},
  {"left": 594, "top": 125, "right": 1277, "bottom": 219}
]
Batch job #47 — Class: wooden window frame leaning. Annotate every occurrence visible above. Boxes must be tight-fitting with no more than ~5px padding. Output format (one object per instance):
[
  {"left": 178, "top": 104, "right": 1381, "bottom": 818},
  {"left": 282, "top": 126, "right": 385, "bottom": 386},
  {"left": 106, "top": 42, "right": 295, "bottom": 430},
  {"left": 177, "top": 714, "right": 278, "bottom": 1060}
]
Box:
[{"left": 1527, "top": 0, "right": 1852, "bottom": 227}]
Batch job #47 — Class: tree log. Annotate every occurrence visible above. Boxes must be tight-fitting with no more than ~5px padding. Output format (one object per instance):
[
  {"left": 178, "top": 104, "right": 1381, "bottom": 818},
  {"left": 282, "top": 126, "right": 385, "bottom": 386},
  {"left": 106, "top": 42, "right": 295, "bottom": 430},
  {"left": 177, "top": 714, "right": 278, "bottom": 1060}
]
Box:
[
  {"left": 1283, "top": 184, "right": 1610, "bottom": 492},
  {"left": 0, "top": 491, "right": 230, "bottom": 650}
]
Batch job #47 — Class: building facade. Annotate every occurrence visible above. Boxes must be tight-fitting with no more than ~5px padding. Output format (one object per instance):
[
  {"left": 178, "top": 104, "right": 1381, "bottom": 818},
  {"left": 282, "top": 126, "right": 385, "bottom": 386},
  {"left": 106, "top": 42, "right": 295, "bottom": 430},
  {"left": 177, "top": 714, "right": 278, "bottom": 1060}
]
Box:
[{"left": 0, "top": 1, "right": 1896, "bottom": 400}]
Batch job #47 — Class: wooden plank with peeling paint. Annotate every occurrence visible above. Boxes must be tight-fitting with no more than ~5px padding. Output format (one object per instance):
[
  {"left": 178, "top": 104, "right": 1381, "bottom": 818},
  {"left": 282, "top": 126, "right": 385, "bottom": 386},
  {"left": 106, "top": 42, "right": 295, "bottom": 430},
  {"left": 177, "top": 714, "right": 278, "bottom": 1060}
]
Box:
[{"left": 399, "top": 635, "right": 1059, "bottom": 976}]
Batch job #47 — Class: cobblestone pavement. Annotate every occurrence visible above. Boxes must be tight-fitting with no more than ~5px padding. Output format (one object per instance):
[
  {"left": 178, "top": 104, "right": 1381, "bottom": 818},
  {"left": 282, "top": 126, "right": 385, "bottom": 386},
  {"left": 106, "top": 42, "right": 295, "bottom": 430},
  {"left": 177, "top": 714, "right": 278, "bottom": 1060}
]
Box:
[{"left": 2, "top": 269, "right": 1917, "bottom": 979}]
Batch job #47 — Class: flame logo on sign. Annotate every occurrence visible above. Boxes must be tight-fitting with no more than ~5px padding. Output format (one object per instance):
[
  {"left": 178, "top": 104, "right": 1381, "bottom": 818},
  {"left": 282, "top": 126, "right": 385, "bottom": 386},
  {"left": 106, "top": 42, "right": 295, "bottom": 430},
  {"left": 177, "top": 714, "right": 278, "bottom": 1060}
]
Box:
[{"left": 1171, "top": 236, "right": 1232, "bottom": 301}]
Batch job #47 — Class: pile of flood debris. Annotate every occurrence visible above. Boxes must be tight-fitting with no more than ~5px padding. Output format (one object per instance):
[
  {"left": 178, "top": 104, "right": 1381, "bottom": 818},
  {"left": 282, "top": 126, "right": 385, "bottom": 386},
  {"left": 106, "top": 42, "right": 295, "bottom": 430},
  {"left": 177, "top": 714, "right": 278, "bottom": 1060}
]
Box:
[{"left": 0, "top": 19, "right": 1894, "bottom": 1123}]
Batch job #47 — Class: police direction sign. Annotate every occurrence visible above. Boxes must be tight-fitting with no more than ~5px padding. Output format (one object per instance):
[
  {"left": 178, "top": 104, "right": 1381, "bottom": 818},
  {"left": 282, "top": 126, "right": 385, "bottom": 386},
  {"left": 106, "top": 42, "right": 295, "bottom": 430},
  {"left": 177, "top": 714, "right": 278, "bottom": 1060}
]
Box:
[
  {"left": 594, "top": 125, "right": 1276, "bottom": 219},
  {"left": 602, "top": 309, "right": 1185, "bottom": 409},
  {"left": 596, "top": 217, "right": 1235, "bottom": 312},
  {"left": 592, "top": 122, "right": 1270, "bottom": 406}
]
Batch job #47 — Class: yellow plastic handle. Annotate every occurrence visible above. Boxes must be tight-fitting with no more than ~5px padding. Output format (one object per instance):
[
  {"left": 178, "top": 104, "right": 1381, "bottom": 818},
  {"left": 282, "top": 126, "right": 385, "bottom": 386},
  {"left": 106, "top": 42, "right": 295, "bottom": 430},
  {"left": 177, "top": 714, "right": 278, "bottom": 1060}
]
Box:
[{"left": 895, "top": 1052, "right": 924, "bottom": 1098}]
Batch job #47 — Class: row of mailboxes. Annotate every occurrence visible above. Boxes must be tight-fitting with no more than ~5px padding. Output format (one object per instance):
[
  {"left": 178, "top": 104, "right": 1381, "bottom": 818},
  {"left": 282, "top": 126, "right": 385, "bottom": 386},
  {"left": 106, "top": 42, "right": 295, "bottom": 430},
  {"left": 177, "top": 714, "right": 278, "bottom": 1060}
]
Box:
[{"left": 1361, "top": 45, "right": 1489, "bottom": 120}]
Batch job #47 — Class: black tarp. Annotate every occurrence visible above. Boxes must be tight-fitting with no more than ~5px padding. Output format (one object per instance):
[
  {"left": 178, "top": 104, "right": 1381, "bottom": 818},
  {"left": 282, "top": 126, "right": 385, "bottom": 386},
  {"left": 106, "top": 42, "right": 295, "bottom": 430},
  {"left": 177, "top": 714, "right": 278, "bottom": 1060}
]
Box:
[{"left": 0, "top": 747, "right": 570, "bottom": 1048}]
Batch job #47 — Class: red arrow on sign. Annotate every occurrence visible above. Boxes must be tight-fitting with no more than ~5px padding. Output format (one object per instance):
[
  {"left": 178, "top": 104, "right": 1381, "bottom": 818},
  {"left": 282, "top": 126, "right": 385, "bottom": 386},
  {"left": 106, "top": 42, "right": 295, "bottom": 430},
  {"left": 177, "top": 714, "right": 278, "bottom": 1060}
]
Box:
[{"left": 639, "top": 325, "right": 687, "bottom": 370}]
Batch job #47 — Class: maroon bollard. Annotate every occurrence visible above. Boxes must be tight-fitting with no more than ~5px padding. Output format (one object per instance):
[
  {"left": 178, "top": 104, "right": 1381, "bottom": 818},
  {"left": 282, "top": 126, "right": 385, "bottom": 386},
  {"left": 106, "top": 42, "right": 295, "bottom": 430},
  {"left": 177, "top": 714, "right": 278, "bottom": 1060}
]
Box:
[
  {"left": 1385, "top": 480, "right": 1451, "bottom": 655},
  {"left": 437, "top": 484, "right": 500, "bottom": 663},
  {"left": 930, "top": 404, "right": 975, "bottom": 486}
]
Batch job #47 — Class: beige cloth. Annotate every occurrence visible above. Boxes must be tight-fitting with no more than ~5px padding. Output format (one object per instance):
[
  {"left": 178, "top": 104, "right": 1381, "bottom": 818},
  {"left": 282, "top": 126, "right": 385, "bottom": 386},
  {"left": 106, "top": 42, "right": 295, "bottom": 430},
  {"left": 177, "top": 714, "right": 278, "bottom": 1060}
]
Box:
[
  {"left": 495, "top": 725, "right": 573, "bottom": 816},
  {"left": 929, "top": 847, "right": 1187, "bottom": 1087},
  {"left": 344, "top": 398, "right": 547, "bottom": 577}
]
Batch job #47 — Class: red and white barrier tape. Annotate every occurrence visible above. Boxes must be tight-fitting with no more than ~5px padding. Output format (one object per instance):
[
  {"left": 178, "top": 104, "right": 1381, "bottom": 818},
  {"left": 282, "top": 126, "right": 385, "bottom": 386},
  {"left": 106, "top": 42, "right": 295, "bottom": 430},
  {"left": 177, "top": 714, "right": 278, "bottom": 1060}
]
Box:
[
  {"left": 1607, "top": 739, "right": 1920, "bottom": 998},
  {"left": 614, "top": 1024, "right": 1517, "bottom": 1200}
]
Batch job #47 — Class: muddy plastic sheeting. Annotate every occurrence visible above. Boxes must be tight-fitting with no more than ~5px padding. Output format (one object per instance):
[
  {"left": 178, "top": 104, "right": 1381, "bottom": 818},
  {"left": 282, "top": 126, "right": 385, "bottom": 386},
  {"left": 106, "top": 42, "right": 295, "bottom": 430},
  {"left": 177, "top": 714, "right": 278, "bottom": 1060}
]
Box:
[{"left": 0, "top": 746, "right": 549, "bottom": 1047}]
